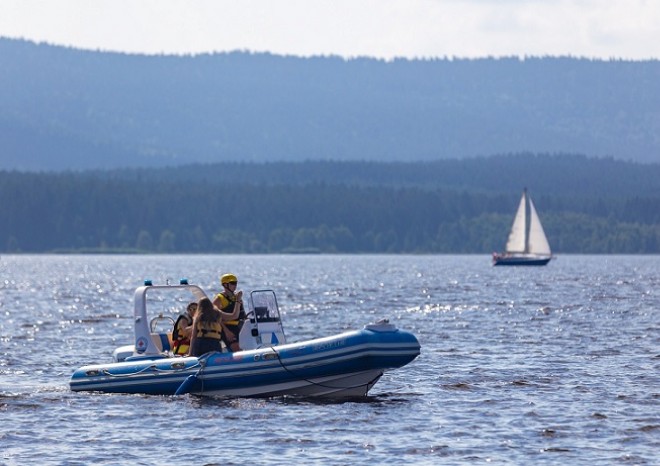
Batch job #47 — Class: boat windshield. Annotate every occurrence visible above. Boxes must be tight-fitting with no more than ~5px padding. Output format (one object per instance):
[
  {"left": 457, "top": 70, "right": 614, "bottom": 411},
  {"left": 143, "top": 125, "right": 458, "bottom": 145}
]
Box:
[{"left": 249, "top": 289, "right": 282, "bottom": 323}]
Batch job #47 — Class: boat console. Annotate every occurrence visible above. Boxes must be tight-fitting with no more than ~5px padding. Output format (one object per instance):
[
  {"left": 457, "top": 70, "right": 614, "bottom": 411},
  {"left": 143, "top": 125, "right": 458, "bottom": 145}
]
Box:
[{"left": 113, "top": 280, "right": 287, "bottom": 361}]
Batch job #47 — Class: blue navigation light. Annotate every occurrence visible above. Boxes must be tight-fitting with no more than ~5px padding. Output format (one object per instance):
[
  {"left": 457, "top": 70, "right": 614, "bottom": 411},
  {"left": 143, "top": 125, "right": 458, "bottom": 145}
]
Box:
[
  {"left": 179, "top": 278, "right": 189, "bottom": 285},
  {"left": 144, "top": 279, "right": 153, "bottom": 286}
]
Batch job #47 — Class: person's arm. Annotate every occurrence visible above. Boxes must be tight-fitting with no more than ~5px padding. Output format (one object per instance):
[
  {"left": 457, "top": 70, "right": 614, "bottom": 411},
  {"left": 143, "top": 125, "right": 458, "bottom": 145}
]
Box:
[
  {"left": 187, "top": 315, "right": 199, "bottom": 356},
  {"left": 182, "top": 320, "right": 193, "bottom": 338},
  {"left": 212, "top": 294, "right": 223, "bottom": 309}
]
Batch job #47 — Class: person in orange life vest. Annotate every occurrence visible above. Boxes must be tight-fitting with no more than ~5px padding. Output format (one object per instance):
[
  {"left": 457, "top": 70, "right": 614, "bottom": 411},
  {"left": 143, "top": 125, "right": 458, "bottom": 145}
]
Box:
[
  {"left": 213, "top": 273, "right": 246, "bottom": 352},
  {"left": 188, "top": 297, "right": 226, "bottom": 356},
  {"left": 171, "top": 301, "right": 197, "bottom": 356}
]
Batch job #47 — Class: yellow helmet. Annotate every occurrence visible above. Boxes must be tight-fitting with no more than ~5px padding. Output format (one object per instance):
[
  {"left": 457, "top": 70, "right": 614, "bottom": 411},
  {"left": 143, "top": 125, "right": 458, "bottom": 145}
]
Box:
[{"left": 220, "top": 273, "right": 238, "bottom": 285}]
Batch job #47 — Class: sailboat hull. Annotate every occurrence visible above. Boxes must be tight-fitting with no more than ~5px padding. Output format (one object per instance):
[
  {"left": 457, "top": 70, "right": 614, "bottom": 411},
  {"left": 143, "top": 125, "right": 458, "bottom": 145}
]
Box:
[{"left": 492, "top": 254, "right": 551, "bottom": 266}]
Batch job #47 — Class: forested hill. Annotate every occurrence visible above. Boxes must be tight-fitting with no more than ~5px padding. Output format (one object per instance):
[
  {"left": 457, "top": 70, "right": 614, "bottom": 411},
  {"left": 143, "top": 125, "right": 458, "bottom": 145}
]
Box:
[
  {"left": 97, "top": 153, "right": 660, "bottom": 199},
  {"left": 1, "top": 38, "right": 659, "bottom": 171},
  {"left": 2, "top": 155, "right": 659, "bottom": 254}
]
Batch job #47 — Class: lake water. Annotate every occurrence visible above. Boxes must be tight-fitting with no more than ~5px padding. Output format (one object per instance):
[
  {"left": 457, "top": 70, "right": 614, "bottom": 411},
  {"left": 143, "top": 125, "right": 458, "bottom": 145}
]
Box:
[{"left": 1, "top": 254, "right": 658, "bottom": 465}]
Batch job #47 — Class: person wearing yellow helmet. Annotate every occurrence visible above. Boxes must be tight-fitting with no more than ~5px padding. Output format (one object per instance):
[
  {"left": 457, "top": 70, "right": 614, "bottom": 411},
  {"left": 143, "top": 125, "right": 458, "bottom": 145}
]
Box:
[
  {"left": 220, "top": 273, "right": 238, "bottom": 285},
  {"left": 213, "top": 273, "right": 246, "bottom": 352}
]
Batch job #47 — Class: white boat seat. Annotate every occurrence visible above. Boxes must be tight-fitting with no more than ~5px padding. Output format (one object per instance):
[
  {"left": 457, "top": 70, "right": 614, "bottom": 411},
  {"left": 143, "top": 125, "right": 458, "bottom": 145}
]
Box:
[{"left": 151, "top": 332, "right": 172, "bottom": 352}]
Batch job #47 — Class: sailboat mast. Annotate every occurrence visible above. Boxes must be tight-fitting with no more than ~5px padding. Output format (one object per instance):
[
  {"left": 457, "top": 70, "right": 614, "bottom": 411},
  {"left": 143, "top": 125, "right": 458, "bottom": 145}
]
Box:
[{"left": 523, "top": 187, "right": 530, "bottom": 254}]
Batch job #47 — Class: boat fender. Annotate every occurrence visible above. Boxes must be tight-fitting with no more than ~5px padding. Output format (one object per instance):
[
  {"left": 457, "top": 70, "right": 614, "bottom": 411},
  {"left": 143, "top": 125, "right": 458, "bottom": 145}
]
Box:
[
  {"left": 174, "top": 374, "right": 198, "bottom": 396},
  {"left": 175, "top": 354, "right": 209, "bottom": 395}
]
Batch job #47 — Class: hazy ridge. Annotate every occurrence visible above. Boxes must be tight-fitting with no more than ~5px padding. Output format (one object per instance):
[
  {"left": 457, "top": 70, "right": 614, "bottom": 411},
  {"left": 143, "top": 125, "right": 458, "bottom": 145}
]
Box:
[{"left": 1, "top": 38, "right": 659, "bottom": 171}]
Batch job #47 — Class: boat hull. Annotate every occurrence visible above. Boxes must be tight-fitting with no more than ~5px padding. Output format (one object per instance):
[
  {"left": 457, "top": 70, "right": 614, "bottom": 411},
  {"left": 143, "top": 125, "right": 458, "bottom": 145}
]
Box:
[
  {"left": 493, "top": 254, "right": 551, "bottom": 266},
  {"left": 70, "top": 325, "right": 420, "bottom": 397}
]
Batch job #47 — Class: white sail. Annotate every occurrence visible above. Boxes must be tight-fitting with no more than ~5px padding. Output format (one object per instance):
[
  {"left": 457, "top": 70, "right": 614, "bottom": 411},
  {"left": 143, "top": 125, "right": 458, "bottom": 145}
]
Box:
[
  {"left": 494, "top": 189, "right": 552, "bottom": 265},
  {"left": 527, "top": 199, "right": 551, "bottom": 255},
  {"left": 505, "top": 194, "right": 527, "bottom": 253}
]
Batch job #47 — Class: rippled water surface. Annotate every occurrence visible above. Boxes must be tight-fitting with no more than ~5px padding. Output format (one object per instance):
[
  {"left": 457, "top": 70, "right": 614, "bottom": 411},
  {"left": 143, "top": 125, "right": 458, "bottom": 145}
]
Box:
[{"left": 1, "top": 254, "right": 658, "bottom": 465}]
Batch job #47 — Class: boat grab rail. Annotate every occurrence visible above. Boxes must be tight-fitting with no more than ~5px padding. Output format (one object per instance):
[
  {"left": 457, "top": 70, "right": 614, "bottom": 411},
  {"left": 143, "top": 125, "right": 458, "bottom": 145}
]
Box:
[
  {"left": 88, "top": 360, "right": 203, "bottom": 378},
  {"left": 150, "top": 314, "right": 175, "bottom": 332}
]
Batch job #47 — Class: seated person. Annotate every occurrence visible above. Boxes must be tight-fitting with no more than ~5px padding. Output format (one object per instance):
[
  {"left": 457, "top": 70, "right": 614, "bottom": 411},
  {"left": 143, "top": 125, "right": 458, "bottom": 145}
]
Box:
[{"left": 171, "top": 302, "right": 197, "bottom": 355}]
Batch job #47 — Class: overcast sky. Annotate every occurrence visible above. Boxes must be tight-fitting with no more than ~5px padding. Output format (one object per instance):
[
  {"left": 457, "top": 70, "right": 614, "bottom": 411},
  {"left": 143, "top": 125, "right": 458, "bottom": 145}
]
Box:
[{"left": 1, "top": 0, "right": 658, "bottom": 60}]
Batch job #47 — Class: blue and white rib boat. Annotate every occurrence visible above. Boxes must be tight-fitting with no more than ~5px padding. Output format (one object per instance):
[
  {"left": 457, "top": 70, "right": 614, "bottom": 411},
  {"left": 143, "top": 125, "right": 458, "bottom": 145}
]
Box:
[{"left": 69, "top": 280, "right": 421, "bottom": 397}]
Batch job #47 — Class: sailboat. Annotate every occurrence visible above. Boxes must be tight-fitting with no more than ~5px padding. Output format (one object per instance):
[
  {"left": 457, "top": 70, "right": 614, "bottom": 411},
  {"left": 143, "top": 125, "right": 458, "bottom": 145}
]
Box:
[{"left": 493, "top": 188, "right": 552, "bottom": 266}]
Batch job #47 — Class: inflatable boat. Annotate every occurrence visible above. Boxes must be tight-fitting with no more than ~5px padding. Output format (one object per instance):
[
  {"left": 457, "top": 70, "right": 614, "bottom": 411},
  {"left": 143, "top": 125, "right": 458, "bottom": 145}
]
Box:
[{"left": 69, "top": 280, "right": 421, "bottom": 397}]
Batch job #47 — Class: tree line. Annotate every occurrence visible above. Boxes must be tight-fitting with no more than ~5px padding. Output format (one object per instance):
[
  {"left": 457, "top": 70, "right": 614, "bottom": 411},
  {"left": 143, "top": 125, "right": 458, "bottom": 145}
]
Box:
[{"left": 1, "top": 163, "right": 659, "bottom": 254}]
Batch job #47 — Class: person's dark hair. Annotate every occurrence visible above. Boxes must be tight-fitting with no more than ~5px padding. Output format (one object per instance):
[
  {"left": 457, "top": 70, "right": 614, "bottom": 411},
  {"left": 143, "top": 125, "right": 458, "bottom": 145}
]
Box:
[{"left": 197, "top": 297, "right": 217, "bottom": 323}]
